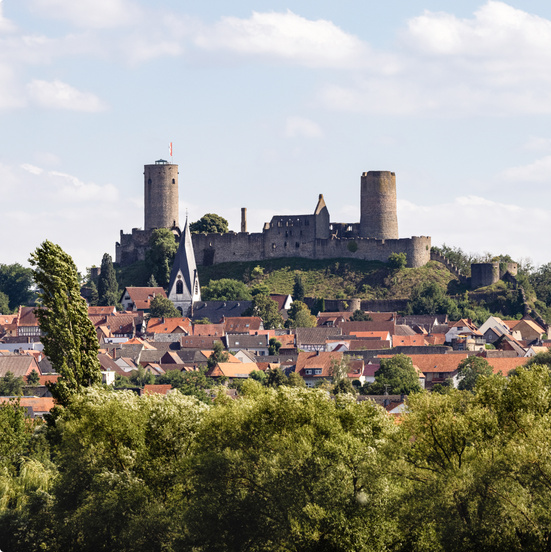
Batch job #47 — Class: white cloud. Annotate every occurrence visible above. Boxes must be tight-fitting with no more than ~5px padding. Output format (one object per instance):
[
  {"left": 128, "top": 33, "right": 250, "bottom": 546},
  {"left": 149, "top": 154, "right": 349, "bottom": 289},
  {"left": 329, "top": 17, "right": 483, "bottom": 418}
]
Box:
[
  {"left": 21, "top": 164, "right": 44, "bottom": 175},
  {"left": 500, "top": 155, "right": 551, "bottom": 183},
  {"left": 285, "top": 116, "right": 323, "bottom": 139},
  {"left": 319, "top": 2, "right": 551, "bottom": 116},
  {"left": 27, "top": 79, "right": 106, "bottom": 111},
  {"left": 193, "top": 10, "right": 371, "bottom": 69},
  {"left": 30, "top": 0, "right": 142, "bottom": 29},
  {"left": 0, "top": 1, "right": 16, "bottom": 33},
  {"left": 49, "top": 171, "right": 119, "bottom": 202}
]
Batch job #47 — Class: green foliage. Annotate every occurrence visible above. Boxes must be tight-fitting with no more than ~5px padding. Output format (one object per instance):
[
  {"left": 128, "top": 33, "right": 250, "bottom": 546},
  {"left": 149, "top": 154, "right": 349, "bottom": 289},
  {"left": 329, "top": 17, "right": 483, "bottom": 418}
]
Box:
[
  {"left": 407, "top": 281, "right": 460, "bottom": 318},
  {"left": 129, "top": 366, "right": 155, "bottom": 388},
  {"left": 26, "top": 369, "right": 40, "bottom": 386},
  {"left": 202, "top": 278, "right": 252, "bottom": 301},
  {"left": 97, "top": 253, "right": 120, "bottom": 306},
  {"left": 365, "top": 354, "right": 422, "bottom": 395},
  {"left": 148, "top": 295, "right": 181, "bottom": 318},
  {"left": 30, "top": 240, "right": 102, "bottom": 406},
  {"left": 293, "top": 273, "right": 305, "bottom": 301},
  {"left": 242, "top": 294, "right": 283, "bottom": 329},
  {"left": 158, "top": 368, "right": 212, "bottom": 403},
  {"left": 48, "top": 388, "right": 208, "bottom": 551},
  {"left": 285, "top": 300, "right": 316, "bottom": 328},
  {"left": 86, "top": 280, "right": 99, "bottom": 307},
  {"left": 0, "top": 263, "right": 35, "bottom": 311},
  {"left": 190, "top": 213, "right": 229, "bottom": 234},
  {"left": 347, "top": 240, "right": 358, "bottom": 253},
  {"left": 145, "top": 229, "right": 177, "bottom": 288},
  {"left": 249, "top": 370, "right": 267, "bottom": 384},
  {"left": 456, "top": 356, "right": 493, "bottom": 391},
  {"left": 0, "top": 291, "right": 10, "bottom": 314},
  {"left": 431, "top": 244, "right": 475, "bottom": 276},
  {"left": 146, "top": 274, "right": 158, "bottom": 287},
  {"left": 388, "top": 252, "right": 407, "bottom": 270},
  {"left": 0, "top": 372, "right": 24, "bottom": 397},
  {"left": 350, "top": 309, "right": 372, "bottom": 321},
  {"left": 207, "top": 341, "right": 229, "bottom": 370},
  {"left": 251, "top": 265, "right": 264, "bottom": 279},
  {"left": 187, "top": 386, "right": 398, "bottom": 551},
  {"left": 264, "top": 367, "right": 289, "bottom": 387},
  {"left": 268, "top": 337, "right": 281, "bottom": 356}
]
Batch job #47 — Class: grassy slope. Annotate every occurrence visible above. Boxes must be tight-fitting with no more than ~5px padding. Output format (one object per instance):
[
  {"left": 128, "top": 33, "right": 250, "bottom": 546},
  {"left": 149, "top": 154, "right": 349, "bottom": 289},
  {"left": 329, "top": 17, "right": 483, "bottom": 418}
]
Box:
[{"left": 197, "top": 258, "right": 460, "bottom": 300}]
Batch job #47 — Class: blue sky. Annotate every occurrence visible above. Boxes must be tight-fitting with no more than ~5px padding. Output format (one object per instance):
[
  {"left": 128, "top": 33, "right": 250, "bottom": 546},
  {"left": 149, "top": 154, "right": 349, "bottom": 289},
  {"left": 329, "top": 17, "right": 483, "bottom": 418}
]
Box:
[{"left": 2, "top": 0, "right": 551, "bottom": 272}]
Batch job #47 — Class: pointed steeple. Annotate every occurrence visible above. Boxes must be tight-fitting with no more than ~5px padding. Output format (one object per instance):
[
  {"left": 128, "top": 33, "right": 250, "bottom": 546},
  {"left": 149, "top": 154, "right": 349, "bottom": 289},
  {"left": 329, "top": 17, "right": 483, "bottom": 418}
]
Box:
[{"left": 167, "top": 218, "right": 201, "bottom": 316}]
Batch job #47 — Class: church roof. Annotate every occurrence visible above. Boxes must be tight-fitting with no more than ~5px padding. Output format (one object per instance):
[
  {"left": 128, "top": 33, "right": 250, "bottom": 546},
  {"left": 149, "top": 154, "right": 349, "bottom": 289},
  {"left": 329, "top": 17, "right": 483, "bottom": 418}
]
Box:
[{"left": 168, "top": 219, "right": 199, "bottom": 301}]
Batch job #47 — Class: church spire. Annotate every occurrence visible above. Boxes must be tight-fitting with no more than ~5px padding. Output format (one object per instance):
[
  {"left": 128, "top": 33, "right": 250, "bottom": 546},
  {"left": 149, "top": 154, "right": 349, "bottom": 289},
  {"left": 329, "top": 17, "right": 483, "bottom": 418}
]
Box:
[{"left": 167, "top": 218, "right": 201, "bottom": 316}]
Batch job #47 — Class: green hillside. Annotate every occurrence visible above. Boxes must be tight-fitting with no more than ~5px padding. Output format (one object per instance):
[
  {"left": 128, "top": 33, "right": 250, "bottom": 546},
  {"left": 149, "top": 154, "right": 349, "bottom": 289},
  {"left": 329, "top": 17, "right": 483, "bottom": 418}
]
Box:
[{"left": 197, "top": 258, "right": 464, "bottom": 300}]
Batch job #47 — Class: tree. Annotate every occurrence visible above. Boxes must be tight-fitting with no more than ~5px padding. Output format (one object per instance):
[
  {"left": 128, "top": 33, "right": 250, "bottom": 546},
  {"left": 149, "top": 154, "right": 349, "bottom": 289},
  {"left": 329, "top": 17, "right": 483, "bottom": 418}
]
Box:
[
  {"left": 268, "top": 337, "right": 281, "bottom": 356},
  {"left": 0, "top": 372, "right": 24, "bottom": 396},
  {"left": 350, "top": 309, "right": 372, "bottom": 321},
  {"left": 293, "top": 273, "right": 305, "bottom": 301},
  {"left": 243, "top": 294, "right": 283, "bottom": 329},
  {"left": 388, "top": 252, "right": 407, "bottom": 270},
  {"left": 407, "top": 281, "right": 460, "bottom": 318},
  {"left": 87, "top": 280, "right": 99, "bottom": 306},
  {"left": 186, "top": 386, "right": 399, "bottom": 551},
  {"left": 207, "top": 341, "right": 229, "bottom": 370},
  {"left": 26, "top": 369, "right": 40, "bottom": 386},
  {"left": 456, "top": 355, "right": 492, "bottom": 391},
  {"left": 366, "top": 354, "right": 422, "bottom": 395},
  {"left": 149, "top": 295, "right": 181, "bottom": 318},
  {"left": 97, "top": 253, "right": 119, "bottom": 306},
  {"left": 129, "top": 366, "right": 155, "bottom": 387},
  {"left": 264, "top": 367, "right": 288, "bottom": 387},
  {"left": 285, "top": 300, "right": 316, "bottom": 328},
  {"left": 190, "top": 213, "right": 229, "bottom": 234},
  {"left": 29, "top": 240, "right": 102, "bottom": 406},
  {"left": 145, "top": 229, "right": 178, "bottom": 288},
  {"left": 202, "top": 279, "right": 252, "bottom": 301},
  {"left": 0, "top": 263, "right": 35, "bottom": 311},
  {"left": 146, "top": 274, "right": 158, "bottom": 287},
  {"left": 0, "top": 291, "right": 10, "bottom": 314}
]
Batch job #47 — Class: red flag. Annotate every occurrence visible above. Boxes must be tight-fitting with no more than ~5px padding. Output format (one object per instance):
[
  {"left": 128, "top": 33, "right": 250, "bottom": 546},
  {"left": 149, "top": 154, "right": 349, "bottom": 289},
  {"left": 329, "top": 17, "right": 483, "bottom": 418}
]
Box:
[{"left": 169, "top": 142, "right": 173, "bottom": 157}]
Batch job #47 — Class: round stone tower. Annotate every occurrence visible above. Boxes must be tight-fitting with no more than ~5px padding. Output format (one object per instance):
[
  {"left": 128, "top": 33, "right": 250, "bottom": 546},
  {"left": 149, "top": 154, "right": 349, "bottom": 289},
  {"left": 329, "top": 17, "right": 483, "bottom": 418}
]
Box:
[
  {"left": 359, "top": 171, "right": 399, "bottom": 240},
  {"left": 144, "top": 159, "right": 179, "bottom": 231}
]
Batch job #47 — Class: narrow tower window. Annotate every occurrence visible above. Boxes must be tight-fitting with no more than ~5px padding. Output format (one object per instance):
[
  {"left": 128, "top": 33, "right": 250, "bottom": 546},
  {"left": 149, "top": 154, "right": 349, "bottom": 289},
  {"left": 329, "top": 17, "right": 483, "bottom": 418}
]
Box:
[{"left": 176, "top": 281, "right": 184, "bottom": 294}]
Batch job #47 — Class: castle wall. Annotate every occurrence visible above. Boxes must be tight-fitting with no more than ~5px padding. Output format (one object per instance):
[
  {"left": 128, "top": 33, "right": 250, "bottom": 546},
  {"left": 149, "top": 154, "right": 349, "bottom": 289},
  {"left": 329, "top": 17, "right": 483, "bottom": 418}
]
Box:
[
  {"left": 116, "top": 228, "right": 151, "bottom": 265},
  {"left": 191, "top": 232, "right": 431, "bottom": 268}
]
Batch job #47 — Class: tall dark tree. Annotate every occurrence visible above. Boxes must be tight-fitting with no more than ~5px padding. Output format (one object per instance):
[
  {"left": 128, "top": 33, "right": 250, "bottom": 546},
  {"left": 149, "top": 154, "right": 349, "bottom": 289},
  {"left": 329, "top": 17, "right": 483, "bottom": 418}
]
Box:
[
  {"left": 145, "top": 228, "right": 178, "bottom": 288},
  {"left": 457, "top": 356, "right": 492, "bottom": 391},
  {"left": 293, "top": 273, "right": 305, "bottom": 301},
  {"left": 149, "top": 295, "right": 181, "bottom": 318},
  {"left": 97, "top": 253, "right": 119, "bottom": 306},
  {"left": 365, "top": 354, "right": 422, "bottom": 395},
  {"left": 30, "top": 241, "right": 102, "bottom": 406},
  {"left": 190, "top": 213, "right": 229, "bottom": 234}
]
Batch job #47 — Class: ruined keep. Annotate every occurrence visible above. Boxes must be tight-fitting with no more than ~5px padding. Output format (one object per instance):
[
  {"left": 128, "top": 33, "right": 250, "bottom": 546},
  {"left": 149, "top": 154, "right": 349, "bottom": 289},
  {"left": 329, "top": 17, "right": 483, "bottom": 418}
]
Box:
[
  {"left": 471, "top": 262, "right": 518, "bottom": 290},
  {"left": 116, "top": 163, "right": 432, "bottom": 268},
  {"left": 360, "top": 171, "right": 399, "bottom": 239}
]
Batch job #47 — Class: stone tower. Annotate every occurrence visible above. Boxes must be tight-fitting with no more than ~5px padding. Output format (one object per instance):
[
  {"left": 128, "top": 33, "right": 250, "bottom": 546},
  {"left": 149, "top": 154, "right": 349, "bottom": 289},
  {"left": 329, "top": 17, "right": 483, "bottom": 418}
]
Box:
[
  {"left": 144, "top": 159, "right": 179, "bottom": 231},
  {"left": 359, "top": 171, "right": 399, "bottom": 240}
]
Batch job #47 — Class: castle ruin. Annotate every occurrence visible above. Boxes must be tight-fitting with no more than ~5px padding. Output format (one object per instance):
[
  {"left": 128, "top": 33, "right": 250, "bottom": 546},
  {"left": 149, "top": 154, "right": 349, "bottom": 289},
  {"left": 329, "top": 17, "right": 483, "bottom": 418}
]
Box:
[{"left": 116, "top": 163, "right": 431, "bottom": 268}]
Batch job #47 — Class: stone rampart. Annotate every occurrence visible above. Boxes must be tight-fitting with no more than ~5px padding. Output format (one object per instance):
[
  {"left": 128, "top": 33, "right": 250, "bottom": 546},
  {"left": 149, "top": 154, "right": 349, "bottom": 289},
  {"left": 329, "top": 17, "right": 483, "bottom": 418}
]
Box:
[{"left": 191, "top": 232, "right": 431, "bottom": 268}]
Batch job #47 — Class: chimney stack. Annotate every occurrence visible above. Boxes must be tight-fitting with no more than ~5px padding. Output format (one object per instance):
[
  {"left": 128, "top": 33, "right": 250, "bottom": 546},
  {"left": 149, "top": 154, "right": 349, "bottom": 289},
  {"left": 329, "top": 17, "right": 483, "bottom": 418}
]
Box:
[{"left": 241, "top": 208, "right": 247, "bottom": 233}]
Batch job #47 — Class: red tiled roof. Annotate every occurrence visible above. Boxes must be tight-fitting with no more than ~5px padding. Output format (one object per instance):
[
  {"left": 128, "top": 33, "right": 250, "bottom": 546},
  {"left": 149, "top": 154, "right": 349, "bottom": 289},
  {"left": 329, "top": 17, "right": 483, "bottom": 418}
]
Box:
[
  {"left": 143, "top": 384, "right": 172, "bottom": 395},
  {"left": 378, "top": 353, "right": 469, "bottom": 374},
  {"left": 123, "top": 287, "right": 167, "bottom": 310},
  {"left": 193, "top": 324, "right": 225, "bottom": 337},
  {"left": 223, "top": 317, "right": 262, "bottom": 333},
  {"left": 147, "top": 317, "right": 192, "bottom": 334},
  {"left": 295, "top": 351, "right": 343, "bottom": 378}
]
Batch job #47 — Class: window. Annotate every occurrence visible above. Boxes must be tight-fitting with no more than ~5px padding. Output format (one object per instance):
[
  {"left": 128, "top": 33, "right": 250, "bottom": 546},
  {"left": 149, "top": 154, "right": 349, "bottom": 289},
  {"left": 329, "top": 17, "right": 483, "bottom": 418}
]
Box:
[
  {"left": 314, "top": 369, "right": 322, "bottom": 375},
  {"left": 305, "top": 369, "right": 312, "bottom": 375},
  {"left": 176, "top": 281, "right": 184, "bottom": 294}
]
